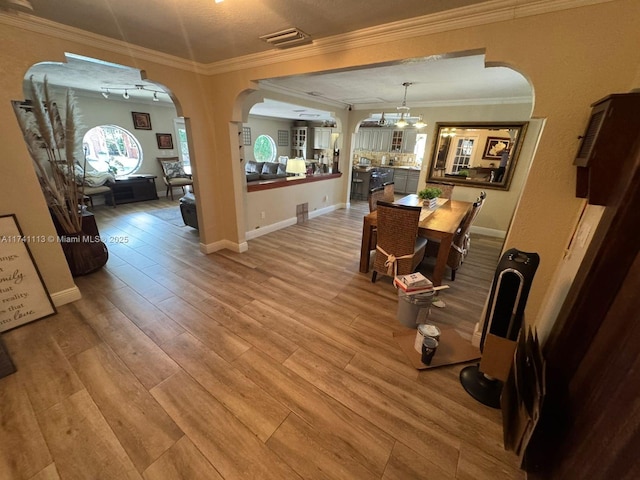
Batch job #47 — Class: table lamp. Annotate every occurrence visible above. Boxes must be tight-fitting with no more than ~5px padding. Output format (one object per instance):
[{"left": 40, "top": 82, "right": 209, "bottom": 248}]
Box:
[{"left": 286, "top": 158, "right": 307, "bottom": 177}]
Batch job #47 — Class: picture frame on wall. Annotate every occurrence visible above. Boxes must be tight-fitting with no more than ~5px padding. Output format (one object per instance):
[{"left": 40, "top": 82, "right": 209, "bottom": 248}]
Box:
[
  {"left": 0, "top": 214, "right": 56, "bottom": 332},
  {"left": 132, "top": 111, "right": 152, "bottom": 130},
  {"left": 482, "top": 137, "right": 511, "bottom": 159},
  {"left": 156, "top": 133, "right": 173, "bottom": 149},
  {"left": 278, "top": 129, "right": 289, "bottom": 146}
]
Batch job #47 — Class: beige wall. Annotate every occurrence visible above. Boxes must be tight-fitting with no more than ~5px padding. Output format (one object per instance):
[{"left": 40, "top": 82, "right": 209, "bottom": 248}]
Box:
[{"left": 1, "top": 0, "right": 639, "bottom": 335}]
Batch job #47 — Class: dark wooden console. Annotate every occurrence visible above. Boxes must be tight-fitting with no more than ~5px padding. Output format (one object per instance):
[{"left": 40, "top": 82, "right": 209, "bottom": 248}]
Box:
[{"left": 107, "top": 175, "right": 159, "bottom": 205}]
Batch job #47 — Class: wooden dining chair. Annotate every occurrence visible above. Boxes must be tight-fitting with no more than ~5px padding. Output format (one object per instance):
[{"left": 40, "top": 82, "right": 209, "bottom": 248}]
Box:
[
  {"left": 372, "top": 201, "right": 427, "bottom": 282},
  {"left": 383, "top": 181, "right": 395, "bottom": 202},
  {"left": 368, "top": 186, "right": 386, "bottom": 213},
  {"left": 425, "top": 191, "right": 486, "bottom": 280},
  {"left": 424, "top": 181, "right": 455, "bottom": 200}
]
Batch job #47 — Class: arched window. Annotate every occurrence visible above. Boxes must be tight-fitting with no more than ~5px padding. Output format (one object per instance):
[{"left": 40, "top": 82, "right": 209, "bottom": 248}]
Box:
[
  {"left": 253, "top": 134, "right": 277, "bottom": 163},
  {"left": 82, "top": 125, "right": 142, "bottom": 176}
]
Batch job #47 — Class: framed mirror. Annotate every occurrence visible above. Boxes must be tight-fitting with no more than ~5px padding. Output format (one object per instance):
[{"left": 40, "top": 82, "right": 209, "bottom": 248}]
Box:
[{"left": 427, "top": 122, "right": 528, "bottom": 190}]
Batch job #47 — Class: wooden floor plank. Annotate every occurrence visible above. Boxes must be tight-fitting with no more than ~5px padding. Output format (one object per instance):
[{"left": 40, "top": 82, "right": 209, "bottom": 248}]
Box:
[
  {"left": 82, "top": 308, "right": 180, "bottom": 389},
  {"left": 161, "top": 332, "right": 289, "bottom": 442},
  {"left": 283, "top": 347, "right": 461, "bottom": 476},
  {"left": 382, "top": 441, "right": 455, "bottom": 480},
  {"left": 37, "top": 389, "right": 142, "bottom": 480},
  {"left": 69, "top": 343, "right": 183, "bottom": 473},
  {"left": 142, "top": 436, "right": 224, "bottom": 480},
  {"left": 266, "top": 412, "right": 382, "bottom": 480},
  {"left": 28, "top": 463, "right": 61, "bottom": 480},
  {"left": 3, "top": 320, "right": 83, "bottom": 413},
  {"left": 0, "top": 375, "right": 52, "bottom": 480},
  {"left": 151, "top": 371, "right": 302, "bottom": 480},
  {"left": 234, "top": 348, "right": 394, "bottom": 477}
]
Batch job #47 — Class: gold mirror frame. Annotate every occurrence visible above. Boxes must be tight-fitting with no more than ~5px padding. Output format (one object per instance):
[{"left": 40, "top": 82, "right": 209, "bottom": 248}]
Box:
[{"left": 427, "top": 122, "right": 528, "bottom": 190}]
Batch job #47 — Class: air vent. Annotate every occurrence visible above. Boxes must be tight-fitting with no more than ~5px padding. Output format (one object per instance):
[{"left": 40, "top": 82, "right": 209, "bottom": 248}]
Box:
[{"left": 259, "top": 28, "right": 311, "bottom": 49}]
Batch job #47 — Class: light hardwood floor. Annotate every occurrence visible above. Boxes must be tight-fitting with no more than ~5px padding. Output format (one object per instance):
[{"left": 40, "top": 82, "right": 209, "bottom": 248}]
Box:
[{"left": 0, "top": 198, "right": 524, "bottom": 480}]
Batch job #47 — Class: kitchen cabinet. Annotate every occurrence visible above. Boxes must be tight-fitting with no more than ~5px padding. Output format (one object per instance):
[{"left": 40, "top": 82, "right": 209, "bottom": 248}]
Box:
[
  {"left": 292, "top": 126, "right": 312, "bottom": 158},
  {"left": 313, "top": 127, "right": 333, "bottom": 149},
  {"left": 393, "top": 168, "right": 420, "bottom": 194},
  {"left": 355, "top": 127, "right": 416, "bottom": 153},
  {"left": 402, "top": 128, "right": 417, "bottom": 153}
]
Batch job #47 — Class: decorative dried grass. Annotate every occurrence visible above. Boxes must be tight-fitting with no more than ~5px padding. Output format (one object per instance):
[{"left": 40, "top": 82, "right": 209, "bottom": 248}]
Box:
[{"left": 13, "top": 76, "right": 83, "bottom": 234}]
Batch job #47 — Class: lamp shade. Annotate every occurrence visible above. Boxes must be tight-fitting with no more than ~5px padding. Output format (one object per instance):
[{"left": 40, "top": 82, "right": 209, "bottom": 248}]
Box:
[{"left": 286, "top": 158, "right": 307, "bottom": 176}]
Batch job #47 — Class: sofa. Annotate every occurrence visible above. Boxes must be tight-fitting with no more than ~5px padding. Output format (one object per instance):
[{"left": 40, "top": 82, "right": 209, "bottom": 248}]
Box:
[{"left": 245, "top": 161, "right": 290, "bottom": 182}]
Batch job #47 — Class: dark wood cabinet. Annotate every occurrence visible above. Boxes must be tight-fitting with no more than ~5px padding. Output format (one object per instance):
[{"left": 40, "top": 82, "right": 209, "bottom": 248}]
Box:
[
  {"left": 574, "top": 92, "right": 640, "bottom": 206},
  {"left": 107, "top": 176, "right": 159, "bottom": 205}
]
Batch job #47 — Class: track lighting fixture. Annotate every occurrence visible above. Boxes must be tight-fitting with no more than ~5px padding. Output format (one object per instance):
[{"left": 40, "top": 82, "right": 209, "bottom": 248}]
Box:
[{"left": 100, "top": 84, "right": 166, "bottom": 102}]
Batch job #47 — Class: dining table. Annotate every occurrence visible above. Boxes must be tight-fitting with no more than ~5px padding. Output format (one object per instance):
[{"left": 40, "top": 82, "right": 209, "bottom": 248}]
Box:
[{"left": 359, "top": 194, "right": 473, "bottom": 286}]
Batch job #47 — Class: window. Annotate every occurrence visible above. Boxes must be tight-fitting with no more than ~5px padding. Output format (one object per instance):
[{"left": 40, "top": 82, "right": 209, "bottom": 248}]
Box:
[
  {"left": 82, "top": 125, "right": 142, "bottom": 176},
  {"left": 452, "top": 137, "right": 475, "bottom": 172},
  {"left": 174, "top": 118, "right": 191, "bottom": 175},
  {"left": 253, "top": 134, "right": 276, "bottom": 163}
]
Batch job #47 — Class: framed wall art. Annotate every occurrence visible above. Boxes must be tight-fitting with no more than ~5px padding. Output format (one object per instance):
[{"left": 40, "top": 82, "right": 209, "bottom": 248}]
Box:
[
  {"left": 482, "top": 137, "right": 511, "bottom": 159},
  {"left": 132, "top": 111, "right": 152, "bottom": 130},
  {"left": 156, "top": 133, "right": 173, "bottom": 149},
  {"left": 0, "top": 214, "right": 56, "bottom": 332}
]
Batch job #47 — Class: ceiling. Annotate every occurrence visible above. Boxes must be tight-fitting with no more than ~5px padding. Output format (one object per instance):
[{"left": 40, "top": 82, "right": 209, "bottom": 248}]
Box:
[
  {"left": 14, "top": 0, "right": 494, "bottom": 64},
  {"left": 15, "top": 0, "right": 533, "bottom": 120}
]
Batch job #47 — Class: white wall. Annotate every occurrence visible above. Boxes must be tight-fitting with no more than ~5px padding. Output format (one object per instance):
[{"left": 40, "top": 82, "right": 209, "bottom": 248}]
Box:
[{"left": 72, "top": 91, "right": 180, "bottom": 191}]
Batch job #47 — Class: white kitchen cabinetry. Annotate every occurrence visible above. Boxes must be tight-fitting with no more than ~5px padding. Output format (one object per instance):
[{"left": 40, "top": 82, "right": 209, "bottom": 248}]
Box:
[
  {"left": 355, "top": 127, "right": 417, "bottom": 153},
  {"left": 402, "top": 128, "right": 417, "bottom": 153},
  {"left": 313, "top": 127, "right": 332, "bottom": 149},
  {"left": 292, "top": 127, "right": 309, "bottom": 158},
  {"left": 393, "top": 168, "right": 420, "bottom": 193}
]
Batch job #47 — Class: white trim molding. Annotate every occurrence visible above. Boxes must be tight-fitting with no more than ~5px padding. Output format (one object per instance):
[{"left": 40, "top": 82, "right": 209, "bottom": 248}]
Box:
[{"left": 50, "top": 286, "right": 82, "bottom": 306}]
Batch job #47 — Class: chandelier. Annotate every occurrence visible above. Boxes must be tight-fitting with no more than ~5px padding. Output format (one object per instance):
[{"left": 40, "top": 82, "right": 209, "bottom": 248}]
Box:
[
  {"left": 376, "top": 82, "right": 426, "bottom": 129},
  {"left": 100, "top": 84, "right": 166, "bottom": 102}
]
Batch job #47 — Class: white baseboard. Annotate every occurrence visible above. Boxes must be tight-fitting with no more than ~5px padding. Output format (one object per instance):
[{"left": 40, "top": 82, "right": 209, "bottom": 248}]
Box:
[
  {"left": 200, "top": 239, "right": 248, "bottom": 254},
  {"left": 50, "top": 286, "right": 82, "bottom": 306},
  {"left": 470, "top": 226, "right": 506, "bottom": 239},
  {"left": 245, "top": 217, "right": 297, "bottom": 240}
]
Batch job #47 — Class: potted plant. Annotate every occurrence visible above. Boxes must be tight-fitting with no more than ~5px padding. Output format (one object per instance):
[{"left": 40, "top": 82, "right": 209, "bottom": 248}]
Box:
[
  {"left": 13, "top": 76, "right": 108, "bottom": 276},
  {"left": 418, "top": 186, "right": 442, "bottom": 209}
]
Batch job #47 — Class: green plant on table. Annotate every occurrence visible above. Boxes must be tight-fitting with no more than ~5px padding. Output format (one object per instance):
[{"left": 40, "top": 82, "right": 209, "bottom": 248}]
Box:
[{"left": 418, "top": 187, "right": 442, "bottom": 200}]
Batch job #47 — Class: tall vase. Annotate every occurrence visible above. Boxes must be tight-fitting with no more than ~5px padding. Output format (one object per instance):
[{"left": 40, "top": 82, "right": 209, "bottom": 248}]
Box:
[{"left": 60, "top": 232, "right": 109, "bottom": 276}]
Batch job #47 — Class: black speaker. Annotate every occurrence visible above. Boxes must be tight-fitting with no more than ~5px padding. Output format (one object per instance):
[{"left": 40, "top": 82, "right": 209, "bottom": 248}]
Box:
[{"left": 460, "top": 248, "right": 540, "bottom": 408}]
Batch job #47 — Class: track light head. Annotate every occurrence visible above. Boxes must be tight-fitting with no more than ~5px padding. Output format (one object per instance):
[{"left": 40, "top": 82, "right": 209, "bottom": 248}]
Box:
[
  {"left": 153, "top": 92, "right": 159, "bottom": 102},
  {"left": 123, "top": 89, "right": 129, "bottom": 99},
  {"left": 101, "top": 89, "right": 110, "bottom": 99}
]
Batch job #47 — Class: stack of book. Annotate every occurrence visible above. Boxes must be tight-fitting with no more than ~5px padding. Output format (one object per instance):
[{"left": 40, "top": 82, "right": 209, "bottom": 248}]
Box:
[{"left": 393, "top": 272, "right": 434, "bottom": 295}]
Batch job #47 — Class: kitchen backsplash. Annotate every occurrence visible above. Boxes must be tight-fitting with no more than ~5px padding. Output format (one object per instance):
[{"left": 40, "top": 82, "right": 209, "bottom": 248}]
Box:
[{"left": 352, "top": 150, "right": 419, "bottom": 168}]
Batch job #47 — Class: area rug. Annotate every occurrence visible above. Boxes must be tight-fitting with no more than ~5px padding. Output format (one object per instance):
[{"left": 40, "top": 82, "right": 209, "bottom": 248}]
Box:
[
  {"left": 393, "top": 323, "right": 481, "bottom": 370},
  {"left": 147, "top": 207, "right": 185, "bottom": 227}
]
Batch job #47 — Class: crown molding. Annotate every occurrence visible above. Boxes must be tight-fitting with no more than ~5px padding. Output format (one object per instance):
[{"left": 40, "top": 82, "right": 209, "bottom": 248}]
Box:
[
  {"left": 0, "top": 0, "right": 614, "bottom": 76},
  {"left": 0, "top": 11, "right": 203, "bottom": 74},
  {"left": 201, "top": 0, "right": 615, "bottom": 75}
]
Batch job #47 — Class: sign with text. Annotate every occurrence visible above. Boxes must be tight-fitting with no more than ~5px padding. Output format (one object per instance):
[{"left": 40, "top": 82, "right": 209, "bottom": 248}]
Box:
[{"left": 0, "top": 214, "right": 56, "bottom": 332}]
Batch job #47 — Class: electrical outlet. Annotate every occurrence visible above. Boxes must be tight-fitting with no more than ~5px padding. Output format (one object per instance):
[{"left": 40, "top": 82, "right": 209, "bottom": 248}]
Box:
[
  {"left": 260, "top": 211, "right": 266, "bottom": 219},
  {"left": 323, "top": 195, "right": 328, "bottom": 202}
]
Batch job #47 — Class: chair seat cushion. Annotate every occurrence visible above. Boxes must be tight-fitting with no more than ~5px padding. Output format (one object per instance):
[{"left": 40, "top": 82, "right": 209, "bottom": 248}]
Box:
[
  {"left": 82, "top": 185, "right": 111, "bottom": 195},
  {"left": 167, "top": 177, "right": 193, "bottom": 186}
]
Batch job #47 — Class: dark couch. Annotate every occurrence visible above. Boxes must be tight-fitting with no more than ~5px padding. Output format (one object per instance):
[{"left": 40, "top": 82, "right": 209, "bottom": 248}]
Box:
[{"left": 245, "top": 161, "right": 290, "bottom": 182}]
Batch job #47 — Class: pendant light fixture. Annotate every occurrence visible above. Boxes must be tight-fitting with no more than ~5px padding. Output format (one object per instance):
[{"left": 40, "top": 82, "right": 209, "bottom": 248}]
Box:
[
  {"left": 414, "top": 115, "right": 427, "bottom": 129},
  {"left": 395, "top": 82, "right": 412, "bottom": 128}
]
